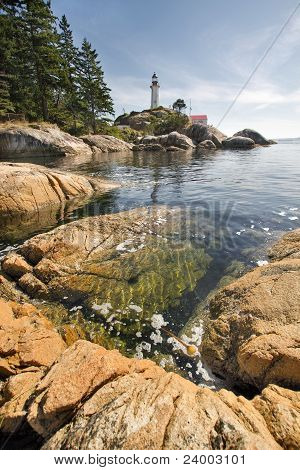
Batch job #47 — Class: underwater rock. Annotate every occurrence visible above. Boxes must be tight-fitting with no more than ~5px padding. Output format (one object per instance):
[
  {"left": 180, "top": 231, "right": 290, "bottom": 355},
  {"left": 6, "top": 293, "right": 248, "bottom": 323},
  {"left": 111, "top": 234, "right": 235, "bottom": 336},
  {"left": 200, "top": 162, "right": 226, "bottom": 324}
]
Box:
[
  {"left": 180, "top": 260, "right": 247, "bottom": 339},
  {"left": 201, "top": 230, "right": 300, "bottom": 390},
  {"left": 1, "top": 207, "right": 211, "bottom": 350}
]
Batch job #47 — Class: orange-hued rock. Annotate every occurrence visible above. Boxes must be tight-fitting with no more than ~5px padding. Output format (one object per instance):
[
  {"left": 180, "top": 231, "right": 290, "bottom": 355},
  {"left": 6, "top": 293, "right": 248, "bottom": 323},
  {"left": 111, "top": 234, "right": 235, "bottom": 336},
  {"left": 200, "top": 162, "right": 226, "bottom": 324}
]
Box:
[
  {"left": 28, "top": 340, "right": 282, "bottom": 450},
  {"left": 252, "top": 385, "right": 300, "bottom": 449},
  {"left": 0, "top": 162, "right": 118, "bottom": 216},
  {"left": 27, "top": 340, "right": 161, "bottom": 437},
  {"left": 268, "top": 228, "right": 300, "bottom": 261},
  {"left": 1, "top": 335, "right": 298, "bottom": 450},
  {"left": 0, "top": 298, "right": 66, "bottom": 377},
  {"left": 1, "top": 253, "right": 32, "bottom": 279},
  {"left": 201, "top": 230, "right": 300, "bottom": 390},
  {"left": 0, "top": 370, "right": 43, "bottom": 433}
]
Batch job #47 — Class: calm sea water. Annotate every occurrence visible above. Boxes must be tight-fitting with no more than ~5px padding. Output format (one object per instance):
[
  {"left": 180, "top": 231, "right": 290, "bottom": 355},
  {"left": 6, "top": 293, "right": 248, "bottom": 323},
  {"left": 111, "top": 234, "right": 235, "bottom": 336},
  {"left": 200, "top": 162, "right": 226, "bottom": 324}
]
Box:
[{"left": 0, "top": 140, "right": 299, "bottom": 387}]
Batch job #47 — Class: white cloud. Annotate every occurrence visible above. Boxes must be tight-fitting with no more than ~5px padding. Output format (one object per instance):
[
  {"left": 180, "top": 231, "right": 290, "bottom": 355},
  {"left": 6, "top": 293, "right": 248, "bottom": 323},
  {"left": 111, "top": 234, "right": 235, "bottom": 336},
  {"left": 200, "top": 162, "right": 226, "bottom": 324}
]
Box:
[{"left": 109, "top": 14, "right": 300, "bottom": 137}]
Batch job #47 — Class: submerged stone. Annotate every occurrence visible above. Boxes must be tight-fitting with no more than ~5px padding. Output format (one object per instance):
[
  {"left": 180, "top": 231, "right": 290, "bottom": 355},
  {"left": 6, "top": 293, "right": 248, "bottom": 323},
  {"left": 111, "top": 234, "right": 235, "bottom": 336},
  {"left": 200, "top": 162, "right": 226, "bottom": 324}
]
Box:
[{"left": 2, "top": 207, "right": 211, "bottom": 356}]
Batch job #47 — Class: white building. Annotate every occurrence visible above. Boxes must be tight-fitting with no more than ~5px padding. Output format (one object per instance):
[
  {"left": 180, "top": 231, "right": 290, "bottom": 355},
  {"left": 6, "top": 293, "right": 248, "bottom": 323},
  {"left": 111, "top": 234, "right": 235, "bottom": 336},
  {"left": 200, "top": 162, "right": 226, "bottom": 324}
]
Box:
[{"left": 150, "top": 73, "right": 160, "bottom": 109}]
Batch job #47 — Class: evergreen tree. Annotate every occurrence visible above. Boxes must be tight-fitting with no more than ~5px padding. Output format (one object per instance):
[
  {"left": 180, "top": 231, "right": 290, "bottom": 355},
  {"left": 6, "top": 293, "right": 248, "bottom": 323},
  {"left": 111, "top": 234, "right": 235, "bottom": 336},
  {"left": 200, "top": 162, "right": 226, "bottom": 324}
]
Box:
[
  {"left": 57, "top": 14, "right": 81, "bottom": 131},
  {"left": 78, "top": 38, "right": 114, "bottom": 133},
  {"left": 0, "top": 1, "right": 114, "bottom": 132},
  {"left": 20, "top": 0, "right": 62, "bottom": 120},
  {"left": 172, "top": 98, "right": 187, "bottom": 114},
  {"left": 0, "top": 1, "right": 22, "bottom": 115}
]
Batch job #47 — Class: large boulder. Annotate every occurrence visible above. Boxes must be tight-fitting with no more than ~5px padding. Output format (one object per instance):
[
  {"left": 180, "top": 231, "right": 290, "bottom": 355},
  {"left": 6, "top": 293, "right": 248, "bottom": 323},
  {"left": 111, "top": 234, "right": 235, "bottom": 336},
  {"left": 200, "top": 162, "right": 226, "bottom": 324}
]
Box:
[
  {"left": 222, "top": 136, "right": 255, "bottom": 149},
  {"left": 165, "top": 131, "right": 195, "bottom": 149},
  {"left": 0, "top": 298, "right": 66, "bottom": 378},
  {"left": 233, "top": 129, "right": 274, "bottom": 146},
  {"left": 197, "top": 140, "right": 217, "bottom": 150},
  {"left": 81, "top": 134, "right": 133, "bottom": 152},
  {"left": 268, "top": 229, "right": 300, "bottom": 261},
  {"left": 201, "top": 230, "right": 300, "bottom": 390},
  {"left": 0, "top": 334, "right": 299, "bottom": 449},
  {"left": 0, "top": 162, "right": 118, "bottom": 216},
  {"left": 134, "top": 132, "right": 195, "bottom": 151},
  {"left": 26, "top": 340, "right": 281, "bottom": 449},
  {"left": 252, "top": 385, "right": 300, "bottom": 449},
  {"left": 0, "top": 124, "right": 92, "bottom": 158},
  {"left": 132, "top": 143, "right": 165, "bottom": 152},
  {"left": 185, "top": 123, "right": 226, "bottom": 146}
]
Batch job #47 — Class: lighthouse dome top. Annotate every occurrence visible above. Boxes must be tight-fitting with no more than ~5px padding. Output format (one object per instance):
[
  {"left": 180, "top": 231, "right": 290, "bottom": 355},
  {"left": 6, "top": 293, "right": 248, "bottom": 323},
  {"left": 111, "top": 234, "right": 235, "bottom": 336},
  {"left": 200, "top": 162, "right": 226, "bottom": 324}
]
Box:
[{"left": 152, "top": 72, "right": 158, "bottom": 81}]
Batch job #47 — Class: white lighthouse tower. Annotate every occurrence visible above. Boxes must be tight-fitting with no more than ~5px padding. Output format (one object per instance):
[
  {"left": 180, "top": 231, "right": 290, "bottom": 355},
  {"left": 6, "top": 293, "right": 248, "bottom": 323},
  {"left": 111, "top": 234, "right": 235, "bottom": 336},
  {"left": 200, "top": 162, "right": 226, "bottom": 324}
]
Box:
[{"left": 150, "top": 73, "right": 160, "bottom": 109}]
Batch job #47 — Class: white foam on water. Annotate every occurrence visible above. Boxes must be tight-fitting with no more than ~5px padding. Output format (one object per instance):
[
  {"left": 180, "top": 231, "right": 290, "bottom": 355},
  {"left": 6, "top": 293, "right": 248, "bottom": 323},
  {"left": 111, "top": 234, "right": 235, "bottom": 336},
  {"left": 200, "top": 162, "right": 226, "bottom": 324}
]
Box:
[
  {"left": 151, "top": 313, "right": 168, "bottom": 329},
  {"left": 91, "top": 302, "right": 112, "bottom": 315},
  {"left": 128, "top": 303, "right": 143, "bottom": 313},
  {"left": 257, "top": 260, "right": 269, "bottom": 266},
  {"left": 69, "top": 305, "right": 83, "bottom": 312},
  {"left": 150, "top": 330, "right": 163, "bottom": 344}
]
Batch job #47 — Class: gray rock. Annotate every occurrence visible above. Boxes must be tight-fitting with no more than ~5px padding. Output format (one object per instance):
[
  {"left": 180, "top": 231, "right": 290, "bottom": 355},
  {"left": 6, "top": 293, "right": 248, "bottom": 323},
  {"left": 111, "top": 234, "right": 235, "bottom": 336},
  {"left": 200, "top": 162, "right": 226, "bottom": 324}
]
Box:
[
  {"left": 133, "top": 143, "right": 165, "bottom": 152},
  {"left": 81, "top": 134, "right": 133, "bottom": 152},
  {"left": 197, "top": 140, "right": 217, "bottom": 150},
  {"left": 222, "top": 136, "right": 255, "bottom": 149},
  {"left": 166, "top": 131, "right": 195, "bottom": 149},
  {"left": 0, "top": 124, "right": 92, "bottom": 158},
  {"left": 185, "top": 124, "right": 227, "bottom": 145},
  {"left": 141, "top": 135, "right": 159, "bottom": 145},
  {"left": 166, "top": 146, "right": 185, "bottom": 152},
  {"left": 138, "top": 132, "right": 195, "bottom": 151},
  {"left": 233, "top": 129, "right": 274, "bottom": 146}
]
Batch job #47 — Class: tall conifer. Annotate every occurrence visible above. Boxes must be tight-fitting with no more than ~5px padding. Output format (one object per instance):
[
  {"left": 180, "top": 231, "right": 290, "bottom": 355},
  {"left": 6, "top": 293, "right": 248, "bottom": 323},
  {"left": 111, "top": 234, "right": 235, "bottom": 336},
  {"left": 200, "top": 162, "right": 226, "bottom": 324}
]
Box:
[{"left": 78, "top": 38, "right": 114, "bottom": 133}]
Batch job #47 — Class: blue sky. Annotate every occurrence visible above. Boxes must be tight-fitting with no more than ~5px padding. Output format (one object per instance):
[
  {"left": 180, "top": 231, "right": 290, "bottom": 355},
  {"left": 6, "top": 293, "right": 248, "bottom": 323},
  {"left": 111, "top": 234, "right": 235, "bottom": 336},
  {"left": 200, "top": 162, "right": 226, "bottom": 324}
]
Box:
[{"left": 52, "top": 0, "right": 300, "bottom": 137}]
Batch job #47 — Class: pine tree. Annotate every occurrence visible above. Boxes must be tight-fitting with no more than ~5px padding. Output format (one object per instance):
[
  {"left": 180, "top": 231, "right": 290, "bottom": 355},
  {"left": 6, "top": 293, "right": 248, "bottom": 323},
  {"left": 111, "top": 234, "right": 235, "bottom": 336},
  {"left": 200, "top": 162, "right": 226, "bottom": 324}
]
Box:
[
  {"left": 78, "top": 38, "right": 114, "bottom": 133},
  {"left": 57, "top": 14, "right": 81, "bottom": 131},
  {"left": 0, "top": 1, "right": 21, "bottom": 115},
  {"left": 20, "top": 0, "right": 62, "bottom": 120}
]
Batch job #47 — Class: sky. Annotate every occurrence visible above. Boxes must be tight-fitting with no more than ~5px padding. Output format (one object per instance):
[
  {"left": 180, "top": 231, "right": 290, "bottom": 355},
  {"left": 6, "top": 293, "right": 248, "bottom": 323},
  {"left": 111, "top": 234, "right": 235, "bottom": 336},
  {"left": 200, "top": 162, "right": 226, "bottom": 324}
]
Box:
[{"left": 51, "top": 0, "right": 300, "bottom": 138}]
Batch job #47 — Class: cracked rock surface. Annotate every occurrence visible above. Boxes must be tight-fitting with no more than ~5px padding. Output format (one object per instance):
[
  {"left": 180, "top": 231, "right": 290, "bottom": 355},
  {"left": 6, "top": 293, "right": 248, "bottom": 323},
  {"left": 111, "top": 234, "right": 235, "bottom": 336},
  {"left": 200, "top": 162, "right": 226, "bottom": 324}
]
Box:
[{"left": 201, "top": 229, "right": 300, "bottom": 390}]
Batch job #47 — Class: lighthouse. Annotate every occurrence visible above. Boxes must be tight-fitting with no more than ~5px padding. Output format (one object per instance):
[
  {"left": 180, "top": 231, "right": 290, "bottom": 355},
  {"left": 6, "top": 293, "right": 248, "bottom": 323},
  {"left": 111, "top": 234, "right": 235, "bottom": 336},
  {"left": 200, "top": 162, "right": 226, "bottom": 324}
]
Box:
[{"left": 150, "top": 73, "right": 160, "bottom": 109}]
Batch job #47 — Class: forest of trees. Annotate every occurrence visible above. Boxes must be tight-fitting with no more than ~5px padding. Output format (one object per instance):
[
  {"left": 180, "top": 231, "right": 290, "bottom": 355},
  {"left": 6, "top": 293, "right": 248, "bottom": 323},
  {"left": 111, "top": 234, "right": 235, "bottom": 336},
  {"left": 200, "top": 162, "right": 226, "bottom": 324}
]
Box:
[{"left": 0, "top": 0, "right": 114, "bottom": 134}]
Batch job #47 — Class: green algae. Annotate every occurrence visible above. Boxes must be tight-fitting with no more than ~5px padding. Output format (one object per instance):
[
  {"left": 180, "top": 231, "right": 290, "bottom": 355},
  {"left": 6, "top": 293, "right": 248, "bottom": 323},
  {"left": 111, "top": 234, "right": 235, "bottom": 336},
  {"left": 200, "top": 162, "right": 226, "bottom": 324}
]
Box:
[{"left": 37, "top": 238, "right": 211, "bottom": 356}]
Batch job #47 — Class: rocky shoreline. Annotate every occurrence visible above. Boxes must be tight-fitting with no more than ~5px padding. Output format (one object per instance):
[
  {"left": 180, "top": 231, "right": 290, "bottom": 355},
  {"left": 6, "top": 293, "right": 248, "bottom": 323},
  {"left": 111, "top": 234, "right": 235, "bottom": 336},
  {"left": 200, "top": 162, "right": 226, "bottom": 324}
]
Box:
[
  {"left": 0, "top": 204, "right": 299, "bottom": 448},
  {"left": 0, "top": 120, "right": 275, "bottom": 159},
  {"left": 0, "top": 122, "right": 298, "bottom": 451}
]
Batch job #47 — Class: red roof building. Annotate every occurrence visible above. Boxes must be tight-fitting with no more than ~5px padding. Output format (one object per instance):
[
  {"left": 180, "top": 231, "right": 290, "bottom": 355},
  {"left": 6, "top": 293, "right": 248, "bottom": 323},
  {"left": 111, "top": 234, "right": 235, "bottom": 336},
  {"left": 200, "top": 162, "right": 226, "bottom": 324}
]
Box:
[{"left": 190, "top": 115, "right": 208, "bottom": 125}]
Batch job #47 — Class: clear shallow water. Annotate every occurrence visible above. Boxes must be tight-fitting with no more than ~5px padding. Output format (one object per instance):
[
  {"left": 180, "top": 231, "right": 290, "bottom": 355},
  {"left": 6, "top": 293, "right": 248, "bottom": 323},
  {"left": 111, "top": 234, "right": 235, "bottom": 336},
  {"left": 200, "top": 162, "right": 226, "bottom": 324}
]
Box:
[{"left": 0, "top": 140, "right": 299, "bottom": 387}]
